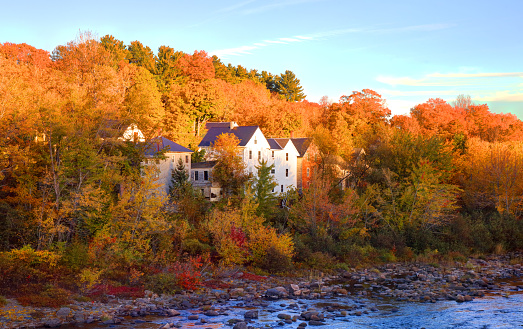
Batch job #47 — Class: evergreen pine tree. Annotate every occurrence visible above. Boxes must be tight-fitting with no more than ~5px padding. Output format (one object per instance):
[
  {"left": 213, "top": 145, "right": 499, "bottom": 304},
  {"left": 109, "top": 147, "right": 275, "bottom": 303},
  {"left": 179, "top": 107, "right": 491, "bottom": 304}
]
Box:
[
  {"left": 169, "top": 158, "right": 189, "bottom": 198},
  {"left": 276, "top": 70, "right": 306, "bottom": 102},
  {"left": 253, "top": 159, "right": 278, "bottom": 218}
]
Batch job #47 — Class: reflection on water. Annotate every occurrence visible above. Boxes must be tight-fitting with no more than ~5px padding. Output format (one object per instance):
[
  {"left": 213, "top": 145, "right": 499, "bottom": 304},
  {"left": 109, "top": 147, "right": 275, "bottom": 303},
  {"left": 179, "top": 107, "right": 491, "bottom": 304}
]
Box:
[{"left": 335, "top": 294, "right": 523, "bottom": 328}]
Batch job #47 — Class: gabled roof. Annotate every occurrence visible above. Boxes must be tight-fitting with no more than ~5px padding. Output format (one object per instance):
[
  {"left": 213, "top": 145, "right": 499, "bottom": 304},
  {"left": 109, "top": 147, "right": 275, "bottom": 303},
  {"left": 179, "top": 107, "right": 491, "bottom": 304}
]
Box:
[
  {"left": 291, "top": 138, "right": 312, "bottom": 157},
  {"left": 145, "top": 136, "right": 192, "bottom": 156},
  {"left": 267, "top": 138, "right": 283, "bottom": 150},
  {"left": 271, "top": 138, "right": 291, "bottom": 149},
  {"left": 191, "top": 161, "right": 217, "bottom": 169},
  {"left": 198, "top": 126, "right": 259, "bottom": 147}
]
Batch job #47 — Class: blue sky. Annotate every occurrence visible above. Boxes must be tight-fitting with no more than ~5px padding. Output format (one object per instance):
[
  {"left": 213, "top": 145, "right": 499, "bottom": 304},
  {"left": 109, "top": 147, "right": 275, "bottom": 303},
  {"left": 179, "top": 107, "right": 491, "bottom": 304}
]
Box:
[{"left": 2, "top": 0, "right": 522, "bottom": 117}]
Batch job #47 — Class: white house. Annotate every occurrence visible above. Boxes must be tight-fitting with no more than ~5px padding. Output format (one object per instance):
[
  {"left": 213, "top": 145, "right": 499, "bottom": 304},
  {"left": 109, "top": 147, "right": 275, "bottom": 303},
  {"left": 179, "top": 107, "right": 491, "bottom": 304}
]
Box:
[
  {"left": 144, "top": 136, "right": 192, "bottom": 194},
  {"left": 267, "top": 138, "right": 299, "bottom": 194},
  {"left": 197, "top": 122, "right": 300, "bottom": 194}
]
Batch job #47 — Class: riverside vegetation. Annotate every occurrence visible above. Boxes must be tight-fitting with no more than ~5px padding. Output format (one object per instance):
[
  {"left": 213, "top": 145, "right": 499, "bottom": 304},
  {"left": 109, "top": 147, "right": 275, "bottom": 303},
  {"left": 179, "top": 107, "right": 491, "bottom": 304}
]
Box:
[{"left": 1, "top": 32, "right": 523, "bottom": 327}]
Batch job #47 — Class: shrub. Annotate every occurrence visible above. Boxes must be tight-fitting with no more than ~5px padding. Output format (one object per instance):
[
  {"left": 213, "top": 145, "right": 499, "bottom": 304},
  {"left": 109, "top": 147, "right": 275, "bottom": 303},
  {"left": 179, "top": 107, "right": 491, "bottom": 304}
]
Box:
[
  {"left": 204, "top": 207, "right": 294, "bottom": 268},
  {"left": 305, "top": 252, "right": 338, "bottom": 270},
  {"left": 183, "top": 239, "right": 213, "bottom": 255},
  {"left": 258, "top": 246, "right": 292, "bottom": 274},
  {"left": 145, "top": 273, "right": 179, "bottom": 295},
  {"left": 78, "top": 268, "right": 103, "bottom": 293},
  {"left": 87, "top": 284, "right": 144, "bottom": 299},
  {"left": 248, "top": 225, "right": 294, "bottom": 268},
  {"left": 168, "top": 255, "right": 205, "bottom": 291},
  {"left": 17, "top": 285, "right": 71, "bottom": 307},
  {"left": 145, "top": 255, "right": 206, "bottom": 293},
  {"left": 0, "top": 246, "right": 62, "bottom": 295}
]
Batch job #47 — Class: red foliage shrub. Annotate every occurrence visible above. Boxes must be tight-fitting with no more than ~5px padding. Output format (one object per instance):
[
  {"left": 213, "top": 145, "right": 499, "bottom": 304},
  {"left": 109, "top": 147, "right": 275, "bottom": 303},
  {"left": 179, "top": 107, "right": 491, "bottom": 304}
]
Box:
[{"left": 88, "top": 284, "right": 144, "bottom": 298}]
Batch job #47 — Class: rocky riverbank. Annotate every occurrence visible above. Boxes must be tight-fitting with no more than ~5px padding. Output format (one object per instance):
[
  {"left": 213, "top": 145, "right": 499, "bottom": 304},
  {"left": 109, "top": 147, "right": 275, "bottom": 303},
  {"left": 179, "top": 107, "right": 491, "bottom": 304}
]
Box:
[{"left": 1, "top": 254, "right": 522, "bottom": 329}]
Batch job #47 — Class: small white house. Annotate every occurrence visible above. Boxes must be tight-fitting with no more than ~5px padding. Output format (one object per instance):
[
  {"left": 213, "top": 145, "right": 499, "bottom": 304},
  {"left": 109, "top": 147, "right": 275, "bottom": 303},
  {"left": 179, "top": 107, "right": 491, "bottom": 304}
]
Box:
[{"left": 144, "top": 136, "right": 192, "bottom": 194}]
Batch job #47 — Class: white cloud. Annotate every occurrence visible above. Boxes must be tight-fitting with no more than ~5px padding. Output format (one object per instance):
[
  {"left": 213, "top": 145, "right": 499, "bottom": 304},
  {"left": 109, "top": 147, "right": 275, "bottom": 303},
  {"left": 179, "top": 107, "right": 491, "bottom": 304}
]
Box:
[
  {"left": 216, "top": 0, "right": 256, "bottom": 14},
  {"left": 279, "top": 37, "right": 302, "bottom": 42},
  {"left": 211, "top": 22, "right": 454, "bottom": 59},
  {"left": 381, "top": 89, "right": 460, "bottom": 97},
  {"left": 476, "top": 91, "right": 523, "bottom": 102},
  {"left": 239, "top": 0, "right": 326, "bottom": 15},
  {"left": 264, "top": 40, "right": 288, "bottom": 44},
  {"left": 428, "top": 72, "right": 523, "bottom": 78},
  {"left": 210, "top": 45, "right": 259, "bottom": 57},
  {"left": 377, "top": 75, "right": 472, "bottom": 87}
]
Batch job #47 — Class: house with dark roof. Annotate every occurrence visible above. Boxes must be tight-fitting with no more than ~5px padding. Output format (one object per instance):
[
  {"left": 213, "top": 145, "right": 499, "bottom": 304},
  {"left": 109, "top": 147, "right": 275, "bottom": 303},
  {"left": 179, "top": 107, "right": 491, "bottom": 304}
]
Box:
[
  {"left": 198, "top": 124, "right": 271, "bottom": 176},
  {"left": 143, "top": 136, "right": 192, "bottom": 194},
  {"left": 267, "top": 138, "right": 300, "bottom": 194},
  {"left": 290, "top": 138, "right": 320, "bottom": 191},
  {"left": 197, "top": 122, "right": 301, "bottom": 195}
]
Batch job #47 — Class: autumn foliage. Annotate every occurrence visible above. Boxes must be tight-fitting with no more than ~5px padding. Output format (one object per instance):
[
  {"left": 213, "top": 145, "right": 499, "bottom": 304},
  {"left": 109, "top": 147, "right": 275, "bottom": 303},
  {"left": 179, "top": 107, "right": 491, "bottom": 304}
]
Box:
[{"left": 1, "top": 32, "right": 523, "bottom": 302}]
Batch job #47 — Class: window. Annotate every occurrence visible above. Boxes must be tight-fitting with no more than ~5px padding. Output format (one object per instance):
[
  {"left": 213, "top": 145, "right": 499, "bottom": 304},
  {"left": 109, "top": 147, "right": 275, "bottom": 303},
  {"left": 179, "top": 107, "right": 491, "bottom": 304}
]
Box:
[
  {"left": 307, "top": 167, "right": 310, "bottom": 177},
  {"left": 254, "top": 138, "right": 257, "bottom": 144},
  {"left": 272, "top": 151, "right": 274, "bottom": 158},
  {"left": 286, "top": 153, "right": 288, "bottom": 161},
  {"left": 271, "top": 169, "right": 275, "bottom": 174},
  {"left": 286, "top": 169, "right": 289, "bottom": 177},
  {"left": 281, "top": 185, "right": 284, "bottom": 193},
  {"left": 185, "top": 155, "right": 189, "bottom": 163},
  {"left": 194, "top": 171, "right": 199, "bottom": 181},
  {"left": 204, "top": 171, "right": 208, "bottom": 181},
  {"left": 249, "top": 150, "right": 252, "bottom": 159},
  {"left": 258, "top": 151, "right": 261, "bottom": 159},
  {"left": 172, "top": 156, "right": 175, "bottom": 162}
]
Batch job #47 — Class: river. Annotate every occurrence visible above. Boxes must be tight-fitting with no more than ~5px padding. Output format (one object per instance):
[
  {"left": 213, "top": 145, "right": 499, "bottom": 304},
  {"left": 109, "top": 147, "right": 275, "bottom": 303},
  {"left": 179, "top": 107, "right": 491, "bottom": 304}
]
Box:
[{"left": 64, "top": 291, "right": 523, "bottom": 329}]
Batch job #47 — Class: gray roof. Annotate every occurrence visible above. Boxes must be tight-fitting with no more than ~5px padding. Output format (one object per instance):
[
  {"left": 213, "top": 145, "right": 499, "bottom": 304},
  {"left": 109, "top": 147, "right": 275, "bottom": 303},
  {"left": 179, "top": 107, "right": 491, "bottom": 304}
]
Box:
[
  {"left": 267, "top": 138, "right": 283, "bottom": 150},
  {"left": 272, "top": 138, "right": 290, "bottom": 148},
  {"left": 291, "top": 138, "right": 312, "bottom": 157},
  {"left": 198, "top": 126, "right": 259, "bottom": 147},
  {"left": 191, "top": 161, "right": 217, "bottom": 169},
  {"left": 145, "top": 137, "right": 192, "bottom": 156}
]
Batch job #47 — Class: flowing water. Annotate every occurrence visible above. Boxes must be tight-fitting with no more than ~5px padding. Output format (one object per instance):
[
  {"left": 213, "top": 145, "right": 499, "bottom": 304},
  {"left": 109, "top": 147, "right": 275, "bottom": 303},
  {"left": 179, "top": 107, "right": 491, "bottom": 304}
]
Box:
[{"left": 65, "top": 292, "right": 523, "bottom": 329}]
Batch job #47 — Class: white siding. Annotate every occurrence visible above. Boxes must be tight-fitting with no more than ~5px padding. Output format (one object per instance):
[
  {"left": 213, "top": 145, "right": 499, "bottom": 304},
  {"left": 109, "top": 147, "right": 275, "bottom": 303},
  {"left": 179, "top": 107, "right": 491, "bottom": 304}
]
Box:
[
  {"left": 270, "top": 141, "right": 299, "bottom": 194},
  {"left": 146, "top": 152, "right": 191, "bottom": 194}
]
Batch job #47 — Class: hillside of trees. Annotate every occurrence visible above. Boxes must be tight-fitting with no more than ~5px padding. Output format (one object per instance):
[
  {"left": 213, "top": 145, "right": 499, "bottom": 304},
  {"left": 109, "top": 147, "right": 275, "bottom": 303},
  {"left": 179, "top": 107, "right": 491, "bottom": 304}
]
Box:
[{"left": 1, "top": 32, "right": 523, "bottom": 302}]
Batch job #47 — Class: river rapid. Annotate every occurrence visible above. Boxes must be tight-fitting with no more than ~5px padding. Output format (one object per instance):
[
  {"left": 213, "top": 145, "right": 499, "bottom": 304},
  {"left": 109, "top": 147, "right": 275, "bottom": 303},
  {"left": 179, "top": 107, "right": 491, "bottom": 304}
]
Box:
[{"left": 62, "top": 291, "right": 523, "bottom": 329}]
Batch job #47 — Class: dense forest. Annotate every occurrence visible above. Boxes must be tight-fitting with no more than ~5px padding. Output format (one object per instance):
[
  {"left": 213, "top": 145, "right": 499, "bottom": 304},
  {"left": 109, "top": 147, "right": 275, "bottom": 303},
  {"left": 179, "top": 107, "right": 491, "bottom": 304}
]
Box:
[{"left": 1, "top": 32, "right": 523, "bottom": 303}]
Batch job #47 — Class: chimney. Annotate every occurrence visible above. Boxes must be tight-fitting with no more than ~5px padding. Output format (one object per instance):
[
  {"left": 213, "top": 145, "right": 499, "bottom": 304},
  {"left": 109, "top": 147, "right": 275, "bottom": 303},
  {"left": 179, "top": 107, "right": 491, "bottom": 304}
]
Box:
[{"left": 230, "top": 122, "right": 239, "bottom": 129}]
